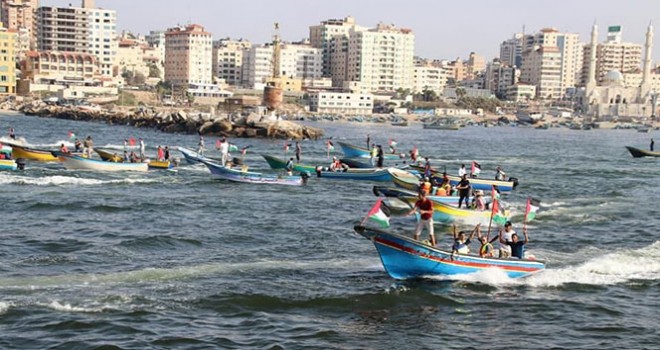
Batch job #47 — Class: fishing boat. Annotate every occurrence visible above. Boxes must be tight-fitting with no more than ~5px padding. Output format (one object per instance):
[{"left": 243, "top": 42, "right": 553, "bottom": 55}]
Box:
[
  {"left": 337, "top": 142, "right": 400, "bottom": 160},
  {"left": 410, "top": 165, "right": 518, "bottom": 192},
  {"left": 53, "top": 152, "right": 149, "bottom": 172},
  {"left": 354, "top": 225, "right": 545, "bottom": 279},
  {"left": 339, "top": 158, "right": 373, "bottom": 169},
  {"left": 625, "top": 146, "right": 660, "bottom": 158},
  {"left": 261, "top": 154, "right": 316, "bottom": 173},
  {"left": 389, "top": 168, "right": 422, "bottom": 191},
  {"left": 396, "top": 195, "right": 508, "bottom": 226},
  {"left": 201, "top": 159, "right": 304, "bottom": 186},
  {"left": 9, "top": 143, "right": 60, "bottom": 162},
  {"left": 95, "top": 148, "right": 173, "bottom": 169},
  {"left": 372, "top": 186, "right": 471, "bottom": 207},
  {"left": 0, "top": 158, "right": 17, "bottom": 171},
  {"left": 422, "top": 122, "right": 460, "bottom": 130}
]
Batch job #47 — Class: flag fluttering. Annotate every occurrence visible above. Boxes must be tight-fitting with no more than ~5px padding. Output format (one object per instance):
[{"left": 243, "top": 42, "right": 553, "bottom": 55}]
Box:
[
  {"left": 327, "top": 140, "right": 335, "bottom": 151},
  {"left": 491, "top": 185, "right": 507, "bottom": 225},
  {"left": 364, "top": 198, "right": 391, "bottom": 228},
  {"left": 129, "top": 137, "right": 136, "bottom": 146},
  {"left": 68, "top": 131, "right": 76, "bottom": 141},
  {"left": 241, "top": 145, "right": 251, "bottom": 156},
  {"left": 471, "top": 161, "right": 481, "bottom": 176},
  {"left": 525, "top": 197, "right": 541, "bottom": 222}
]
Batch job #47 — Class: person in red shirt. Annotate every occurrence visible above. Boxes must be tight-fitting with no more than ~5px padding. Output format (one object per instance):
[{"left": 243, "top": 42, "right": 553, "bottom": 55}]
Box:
[{"left": 407, "top": 192, "right": 436, "bottom": 246}]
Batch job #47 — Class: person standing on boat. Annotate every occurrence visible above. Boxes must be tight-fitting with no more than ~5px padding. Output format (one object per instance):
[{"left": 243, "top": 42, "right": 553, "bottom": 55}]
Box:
[
  {"left": 139, "top": 138, "right": 145, "bottom": 160},
  {"left": 219, "top": 138, "right": 229, "bottom": 165},
  {"left": 407, "top": 192, "right": 436, "bottom": 246},
  {"left": 8, "top": 127, "right": 15, "bottom": 140},
  {"left": 495, "top": 166, "right": 506, "bottom": 181},
  {"left": 651, "top": 138, "right": 655, "bottom": 151},
  {"left": 500, "top": 228, "right": 529, "bottom": 259},
  {"left": 370, "top": 143, "right": 377, "bottom": 167},
  {"left": 423, "top": 157, "right": 432, "bottom": 178},
  {"left": 458, "top": 164, "right": 466, "bottom": 177},
  {"left": 285, "top": 157, "right": 295, "bottom": 176},
  {"left": 497, "top": 221, "right": 516, "bottom": 258},
  {"left": 83, "top": 136, "right": 93, "bottom": 158},
  {"left": 376, "top": 145, "right": 384, "bottom": 168},
  {"left": 123, "top": 139, "right": 128, "bottom": 152},
  {"left": 456, "top": 174, "right": 471, "bottom": 208},
  {"left": 157, "top": 145, "right": 164, "bottom": 161},
  {"left": 197, "top": 136, "right": 206, "bottom": 156},
  {"left": 164, "top": 146, "right": 170, "bottom": 161},
  {"left": 295, "top": 141, "right": 302, "bottom": 163},
  {"left": 123, "top": 150, "right": 130, "bottom": 162},
  {"left": 74, "top": 139, "right": 82, "bottom": 152},
  {"left": 366, "top": 134, "right": 371, "bottom": 149}
]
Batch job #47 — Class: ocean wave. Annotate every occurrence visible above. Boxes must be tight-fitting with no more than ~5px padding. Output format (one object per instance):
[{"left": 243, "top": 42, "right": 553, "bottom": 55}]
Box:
[
  {"left": 44, "top": 300, "right": 106, "bottom": 313},
  {"left": 0, "top": 174, "right": 159, "bottom": 186},
  {"left": 0, "top": 301, "right": 10, "bottom": 314},
  {"left": 31, "top": 140, "right": 74, "bottom": 148}
]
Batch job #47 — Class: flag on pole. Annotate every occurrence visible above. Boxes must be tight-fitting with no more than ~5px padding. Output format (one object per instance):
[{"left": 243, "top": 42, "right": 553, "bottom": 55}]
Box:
[
  {"left": 525, "top": 197, "right": 541, "bottom": 222},
  {"left": 471, "top": 161, "right": 481, "bottom": 176},
  {"left": 284, "top": 142, "right": 291, "bottom": 154},
  {"left": 388, "top": 139, "right": 397, "bottom": 147},
  {"left": 241, "top": 145, "right": 251, "bottom": 156},
  {"left": 491, "top": 186, "right": 507, "bottom": 225},
  {"left": 68, "top": 131, "right": 76, "bottom": 140},
  {"left": 364, "top": 198, "right": 391, "bottom": 228}
]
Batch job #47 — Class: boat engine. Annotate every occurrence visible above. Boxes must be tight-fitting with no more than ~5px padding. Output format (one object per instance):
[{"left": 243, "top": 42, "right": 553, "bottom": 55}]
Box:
[{"left": 509, "top": 177, "right": 519, "bottom": 188}]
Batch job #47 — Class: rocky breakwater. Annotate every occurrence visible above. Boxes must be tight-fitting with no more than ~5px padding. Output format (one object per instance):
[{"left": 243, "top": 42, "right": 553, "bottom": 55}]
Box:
[{"left": 16, "top": 102, "right": 323, "bottom": 140}]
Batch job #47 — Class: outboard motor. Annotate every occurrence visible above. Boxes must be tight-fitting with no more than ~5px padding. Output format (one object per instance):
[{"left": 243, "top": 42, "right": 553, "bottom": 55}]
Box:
[
  {"left": 16, "top": 158, "right": 26, "bottom": 170},
  {"left": 509, "top": 177, "right": 519, "bottom": 189}
]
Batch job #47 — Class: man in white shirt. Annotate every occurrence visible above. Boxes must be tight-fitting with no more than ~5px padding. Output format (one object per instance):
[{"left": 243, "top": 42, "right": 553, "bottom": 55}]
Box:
[
  {"left": 220, "top": 138, "right": 229, "bottom": 165},
  {"left": 458, "top": 164, "right": 466, "bottom": 177},
  {"left": 498, "top": 221, "right": 515, "bottom": 258}
]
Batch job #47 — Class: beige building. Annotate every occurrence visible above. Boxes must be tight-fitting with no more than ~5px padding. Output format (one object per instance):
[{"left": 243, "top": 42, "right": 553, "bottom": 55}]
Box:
[
  {"left": 164, "top": 24, "right": 213, "bottom": 86},
  {"left": 241, "top": 42, "right": 322, "bottom": 90},
  {"left": 522, "top": 28, "right": 582, "bottom": 98},
  {"left": 212, "top": 38, "right": 250, "bottom": 86},
  {"left": 465, "top": 52, "right": 486, "bottom": 80},
  {"left": 0, "top": 0, "right": 37, "bottom": 50},
  {"left": 22, "top": 50, "right": 100, "bottom": 83},
  {"left": 36, "top": 1, "right": 117, "bottom": 77},
  {"left": 520, "top": 45, "right": 562, "bottom": 100},
  {"left": 485, "top": 59, "right": 518, "bottom": 98},
  {"left": 581, "top": 25, "right": 642, "bottom": 85},
  {"left": 0, "top": 23, "right": 16, "bottom": 94},
  {"left": 309, "top": 16, "right": 364, "bottom": 77},
  {"left": 506, "top": 83, "right": 536, "bottom": 102},
  {"left": 308, "top": 91, "right": 373, "bottom": 115},
  {"left": 413, "top": 60, "right": 447, "bottom": 95},
  {"left": 114, "top": 35, "right": 162, "bottom": 82},
  {"left": 330, "top": 23, "right": 415, "bottom": 93}
]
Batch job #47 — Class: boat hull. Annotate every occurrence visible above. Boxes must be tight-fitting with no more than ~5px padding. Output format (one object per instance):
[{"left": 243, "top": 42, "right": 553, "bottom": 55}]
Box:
[
  {"left": 0, "top": 159, "right": 17, "bottom": 171},
  {"left": 12, "top": 145, "right": 59, "bottom": 162},
  {"left": 410, "top": 165, "right": 517, "bottom": 192},
  {"left": 261, "top": 154, "right": 316, "bottom": 172},
  {"left": 54, "top": 152, "right": 148, "bottom": 172},
  {"left": 337, "top": 142, "right": 399, "bottom": 160},
  {"left": 315, "top": 168, "right": 392, "bottom": 181},
  {"left": 625, "top": 146, "right": 660, "bottom": 158},
  {"left": 95, "top": 148, "right": 123, "bottom": 162},
  {"left": 373, "top": 186, "right": 469, "bottom": 207},
  {"left": 355, "top": 225, "right": 544, "bottom": 279},
  {"left": 202, "top": 160, "right": 303, "bottom": 185}
]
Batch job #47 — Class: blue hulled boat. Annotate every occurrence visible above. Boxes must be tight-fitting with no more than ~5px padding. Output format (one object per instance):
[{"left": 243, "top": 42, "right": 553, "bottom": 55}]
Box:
[
  {"left": 201, "top": 159, "right": 304, "bottom": 186},
  {"left": 354, "top": 225, "right": 545, "bottom": 279},
  {"left": 338, "top": 142, "right": 400, "bottom": 160}
]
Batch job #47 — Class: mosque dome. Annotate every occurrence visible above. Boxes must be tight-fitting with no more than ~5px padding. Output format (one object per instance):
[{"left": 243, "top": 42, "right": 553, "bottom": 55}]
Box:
[{"left": 603, "top": 70, "right": 624, "bottom": 85}]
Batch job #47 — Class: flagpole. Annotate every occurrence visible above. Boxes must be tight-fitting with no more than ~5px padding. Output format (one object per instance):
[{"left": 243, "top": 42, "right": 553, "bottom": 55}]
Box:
[
  {"left": 486, "top": 186, "right": 496, "bottom": 240},
  {"left": 523, "top": 197, "right": 529, "bottom": 232}
]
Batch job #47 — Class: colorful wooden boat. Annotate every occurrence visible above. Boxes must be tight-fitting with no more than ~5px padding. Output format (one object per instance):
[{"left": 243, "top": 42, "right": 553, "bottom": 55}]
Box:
[
  {"left": 10, "top": 144, "right": 60, "bottom": 162},
  {"left": 0, "top": 159, "right": 17, "bottom": 171},
  {"left": 96, "top": 148, "right": 173, "bottom": 169},
  {"left": 625, "top": 146, "right": 660, "bottom": 158},
  {"left": 354, "top": 225, "right": 545, "bottom": 279},
  {"left": 372, "top": 186, "right": 472, "bottom": 207},
  {"left": 389, "top": 168, "right": 422, "bottom": 191},
  {"left": 178, "top": 147, "right": 223, "bottom": 164},
  {"left": 53, "top": 152, "right": 149, "bottom": 172},
  {"left": 261, "top": 154, "right": 316, "bottom": 173},
  {"left": 337, "top": 142, "right": 400, "bottom": 160},
  {"left": 201, "top": 159, "right": 304, "bottom": 186},
  {"left": 410, "top": 165, "right": 518, "bottom": 192},
  {"left": 147, "top": 160, "right": 173, "bottom": 169},
  {"left": 393, "top": 194, "right": 510, "bottom": 226},
  {"left": 340, "top": 158, "right": 373, "bottom": 169}
]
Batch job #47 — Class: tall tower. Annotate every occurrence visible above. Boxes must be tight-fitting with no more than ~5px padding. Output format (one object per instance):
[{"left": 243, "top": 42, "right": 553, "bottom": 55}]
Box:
[
  {"left": 641, "top": 23, "right": 653, "bottom": 94},
  {"left": 586, "top": 23, "right": 598, "bottom": 91}
]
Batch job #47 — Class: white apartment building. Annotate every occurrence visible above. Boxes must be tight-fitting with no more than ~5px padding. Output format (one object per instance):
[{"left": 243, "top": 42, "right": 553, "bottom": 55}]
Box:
[
  {"left": 145, "top": 30, "right": 165, "bottom": 65},
  {"left": 331, "top": 23, "right": 415, "bottom": 93},
  {"left": 308, "top": 91, "right": 373, "bottom": 115},
  {"left": 520, "top": 45, "right": 562, "bottom": 100},
  {"left": 581, "top": 25, "right": 642, "bottom": 85},
  {"left": 212, "top": 38, "right": 250, "bottom": 86},
  {"left": 413, "top": 62, "right": 447, "bottom": 95},
  {"left": 520, "top": 28, "right": 581, "bottom": 99},
  {"left": 36, "top": 1, "right": 117, "bottom": 77},
  {"left": 309, "top": 16, "right": 364, "bottom": 77},
  {"left": 164, "top": 24, "right": 213, "bottom": 86},
  {"left": 0, "top": 0, "right": 38, "bottom": 51},
  {"left": 241, "top": 43, "right": 322, "bottom": 89}
]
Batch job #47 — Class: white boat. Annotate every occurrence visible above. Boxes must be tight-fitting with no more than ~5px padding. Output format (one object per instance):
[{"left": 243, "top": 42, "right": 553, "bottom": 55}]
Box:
[{"left": 53, "top": 152, "right": 148, "bottom": 172}]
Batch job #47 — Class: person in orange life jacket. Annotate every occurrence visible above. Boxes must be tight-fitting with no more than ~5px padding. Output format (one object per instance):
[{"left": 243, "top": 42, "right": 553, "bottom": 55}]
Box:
[
  {"left": 59, "top": 143, "right": 69, "bottom": 153},
  {"left": 500, "top": 228, "right": 529, "bottom": 259},
  {"left": 451, "top": 223, "right": 479, "bottom": 259},
  {"left": 406, "top": 191, "right": 435, "bottom": 246},
  {"left": 329, "top": 156, "right": 342, "bottom": 172},
  {"left": 419, "top": 177, "right": 432, "bottom": 195},
  {"left": 477, "top": 227, "right": 498, "bottom": 258}
]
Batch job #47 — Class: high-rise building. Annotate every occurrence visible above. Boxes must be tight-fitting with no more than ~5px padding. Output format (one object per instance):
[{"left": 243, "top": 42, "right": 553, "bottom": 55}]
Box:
[
  {"left": 330, "top": 23, "right": 415, "bottom": 93},
  {"left": 212, "top": 38, "right": 250, "bottom": 86},
  {"left": 0, "top": 0, "right": 37, "bottom": 50},
  {"left": 36, "top": 0, "right": 117, "bottom": 76},
  {"left": 413, "top": 58, "right": 447, "bottom": 95},
  {"left": 309, "top": 16, "right": 363, "bottom": 77},
  {"left": 164, "top": 24, "right": 213, "bottom": 86},
  {"left": 0, "top": 22, "right": 16, "bottom": 94},
  {"left": 499, "top": 33, "right": 523, "bottom": 68},
  {"left": 465, "top": 52, "right": 486, "bottom": 80},
  {"left": 241, "top": 42, "right": 322, "bottom": 89},
  {"left": 520, "top": 45, "right": 562, "bottom": 100},
  {"left": 520, "top": 28, "right": 582, "bottom": 99},
  {"left": 485, "top": 59, "right": 518, "bottom": 98},
  {"left": 581, "top": 25, "right": 642, "bottom": 85}
]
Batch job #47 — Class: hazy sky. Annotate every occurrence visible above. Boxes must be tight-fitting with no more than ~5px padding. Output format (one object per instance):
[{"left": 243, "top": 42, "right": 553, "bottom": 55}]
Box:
[{"left": 47, "top": 0, "right": 660, "bottom": 61}]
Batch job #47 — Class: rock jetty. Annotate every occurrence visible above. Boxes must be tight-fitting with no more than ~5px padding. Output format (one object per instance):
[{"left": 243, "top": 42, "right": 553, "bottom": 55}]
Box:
[{"left": 11, "top": 101, "right": 323, "bottom": 140}]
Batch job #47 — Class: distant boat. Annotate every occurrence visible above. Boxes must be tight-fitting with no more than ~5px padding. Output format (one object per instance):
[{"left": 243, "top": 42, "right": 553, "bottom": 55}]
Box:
[
  {"left": 337, "top": 142, "right": 400, "bottom": 160},
  {"left": 625, "top": 146, "right": 660, "bottom": 158},
  {"left": 637, "top": 126, "right": 650, "bottom": 133},
  {"left": 516, "top": 111, "right": 544, "bottom": 124},
  {"left": 201, "top": 159, "right": 304, "bottom": 186},
  {"left": 354, "top": 225, "right": 545, "bottom": 280},
  {"left": 422, "top": 123, "right": 460, "bottom": 130},
  {"left": 53, "top": 151, "right": 149, "bottom": 172}
]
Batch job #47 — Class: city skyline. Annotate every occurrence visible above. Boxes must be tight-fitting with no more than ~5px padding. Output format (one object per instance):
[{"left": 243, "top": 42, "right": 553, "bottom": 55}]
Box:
[{"left": 47, "top": 0, "right": 660, "bottom": 62}]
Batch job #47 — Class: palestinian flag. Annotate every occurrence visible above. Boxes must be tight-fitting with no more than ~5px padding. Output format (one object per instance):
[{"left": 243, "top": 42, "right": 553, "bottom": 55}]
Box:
[
  {"left": 525, "top": 197, "right": 541, "bottom": 222},
  {"left": 366, "top": 199, "right": 390, "bottom": 228},
  {"left": 129, "top": 137, "right": 136, "bottom": 146},
  {"left": 327, "top": 140, "right": 335, "bottom": 151},
  {"left": 241, "top": 145, "right": 251, "bottom": 156},
  {"left": 68, "top": 131, "right": 76, "bottom": 140},
  {"left": 389, "top": 139, "right": 397, "bottom": 147},
  {"left": 229, "top": 144, "right": 239, "bottom": 152},
  {"left": 491, "top": 185, "right": 507, "bottom": 225},
  {"left": 284, "top": 142, "right": 291, "bottom": 152}
]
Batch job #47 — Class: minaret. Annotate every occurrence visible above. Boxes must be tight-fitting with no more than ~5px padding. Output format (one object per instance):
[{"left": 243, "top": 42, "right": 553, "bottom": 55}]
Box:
[
  {"left": 641, "top": 23, "right": 654, "bottom": 93},
  {"left": 586, "top": 23, "right": 598, "bottom": 91}
]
